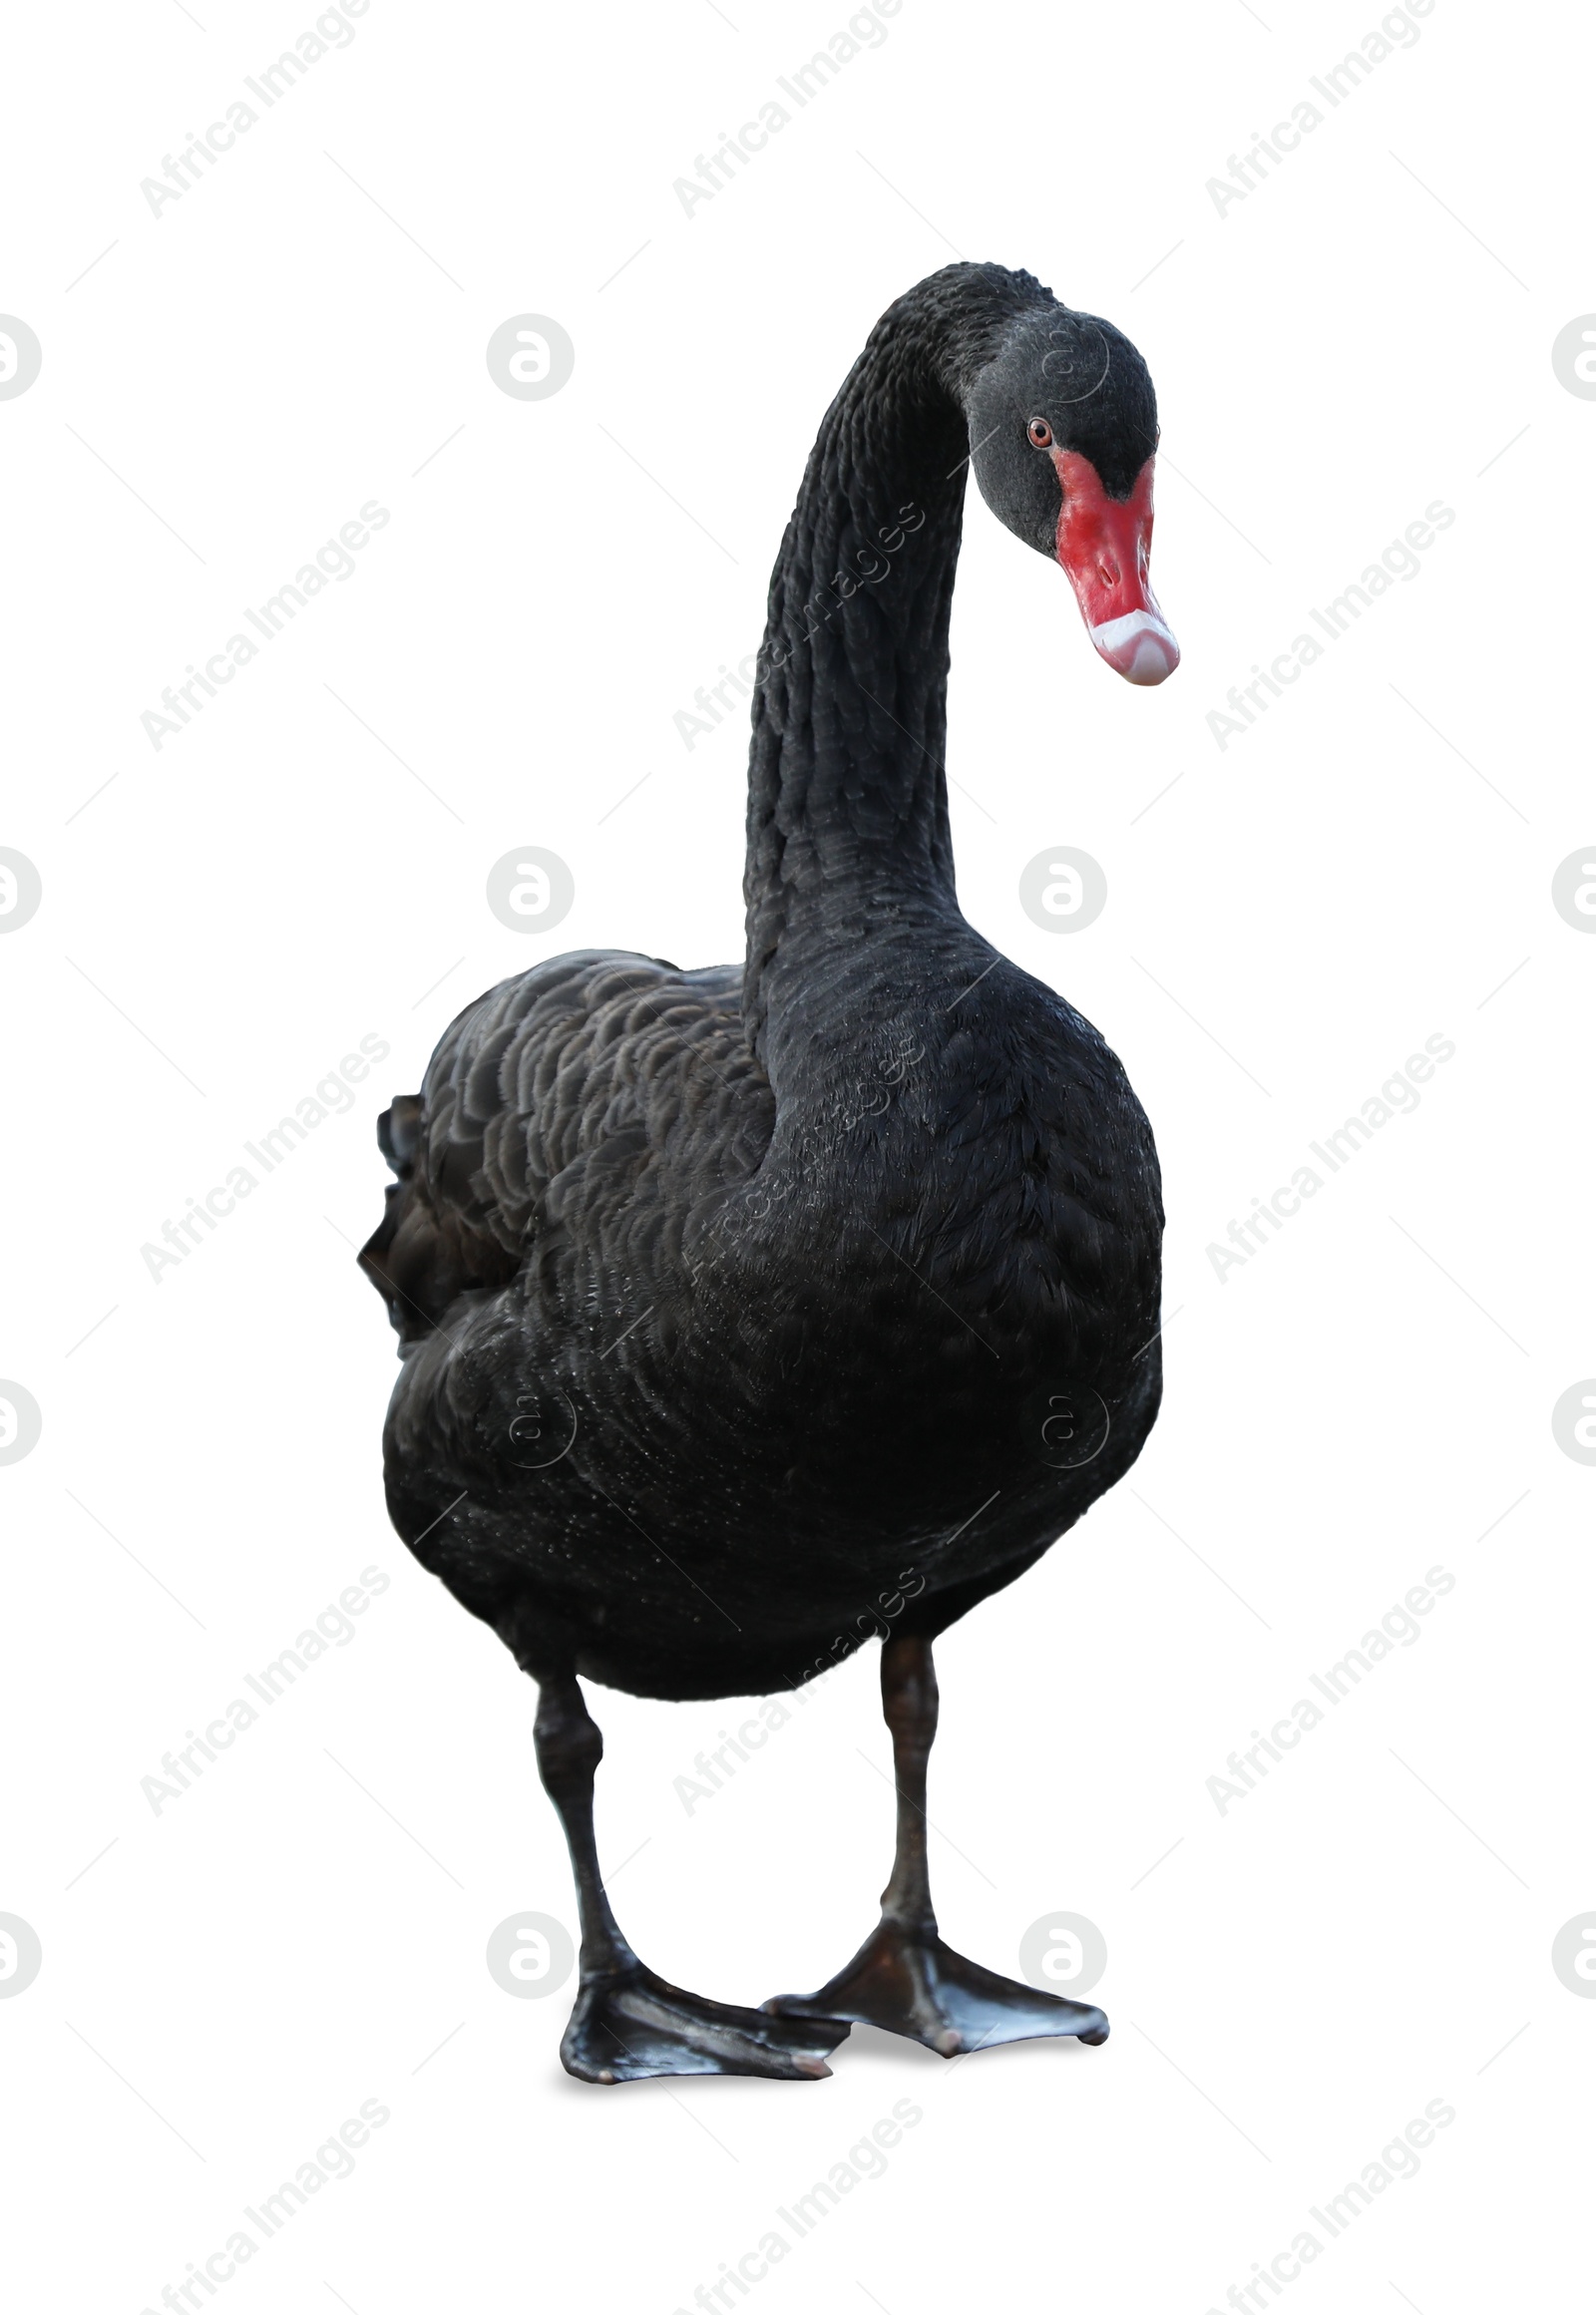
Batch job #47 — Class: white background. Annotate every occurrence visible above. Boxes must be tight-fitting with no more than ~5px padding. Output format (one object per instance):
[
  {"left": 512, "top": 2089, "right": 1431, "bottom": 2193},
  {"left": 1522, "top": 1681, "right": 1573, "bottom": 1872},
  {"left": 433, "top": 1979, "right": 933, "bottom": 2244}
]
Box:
[{"left": 3, "top": 1, "right": 1591, "bottom": 2308}]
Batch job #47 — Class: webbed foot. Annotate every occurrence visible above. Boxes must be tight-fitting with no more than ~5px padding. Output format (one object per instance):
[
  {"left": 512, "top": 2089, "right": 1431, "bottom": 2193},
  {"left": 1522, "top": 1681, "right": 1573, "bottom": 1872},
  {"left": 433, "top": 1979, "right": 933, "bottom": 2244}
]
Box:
[
  {"left": 765, "top": 1920, "right": 1107, "bottom": 2057},
  {"left": 563, "top": 1962, "right": 852, "bottom": 2083}
]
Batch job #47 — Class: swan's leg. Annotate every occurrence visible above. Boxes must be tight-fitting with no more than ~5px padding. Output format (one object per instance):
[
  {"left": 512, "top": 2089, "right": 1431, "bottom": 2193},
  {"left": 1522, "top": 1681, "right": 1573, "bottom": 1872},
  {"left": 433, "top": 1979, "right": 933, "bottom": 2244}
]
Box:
[
  {"left": 764, "top": 1635, "right": 1108, "bottom": 2057},
  {"left": 533, "top": 1672, "right": 849, "bottom": 2084}
]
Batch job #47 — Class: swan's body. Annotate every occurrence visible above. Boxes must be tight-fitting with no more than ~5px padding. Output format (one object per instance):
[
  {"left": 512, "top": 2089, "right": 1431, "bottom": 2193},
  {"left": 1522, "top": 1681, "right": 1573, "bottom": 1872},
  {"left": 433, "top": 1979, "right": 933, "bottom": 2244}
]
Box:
[{"left": 364, "top": 263, "right": 1172, "bottom": 2081}]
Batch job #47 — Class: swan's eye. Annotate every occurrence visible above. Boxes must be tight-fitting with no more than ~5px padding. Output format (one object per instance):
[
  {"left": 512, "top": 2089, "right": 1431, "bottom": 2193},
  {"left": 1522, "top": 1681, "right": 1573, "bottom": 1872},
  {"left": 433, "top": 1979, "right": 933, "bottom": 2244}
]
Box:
[{"left": 1027, "top": 417, "right": 1053, "bottom": 448}]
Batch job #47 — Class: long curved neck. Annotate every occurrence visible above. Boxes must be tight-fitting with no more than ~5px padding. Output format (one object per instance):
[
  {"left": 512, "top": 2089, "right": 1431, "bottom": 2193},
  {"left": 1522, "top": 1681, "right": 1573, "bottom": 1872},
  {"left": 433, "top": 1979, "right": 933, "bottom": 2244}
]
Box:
[{"left": 742, "top": 265, "right": 1053, "bottom": 1068}]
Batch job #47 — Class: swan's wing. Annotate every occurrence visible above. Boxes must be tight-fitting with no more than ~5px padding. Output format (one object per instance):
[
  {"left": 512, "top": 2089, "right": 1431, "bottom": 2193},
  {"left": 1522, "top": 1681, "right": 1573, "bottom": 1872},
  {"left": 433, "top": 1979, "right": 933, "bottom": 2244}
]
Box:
[{"left": 360, "top": 950, "right": 770, "bottom": 1338}]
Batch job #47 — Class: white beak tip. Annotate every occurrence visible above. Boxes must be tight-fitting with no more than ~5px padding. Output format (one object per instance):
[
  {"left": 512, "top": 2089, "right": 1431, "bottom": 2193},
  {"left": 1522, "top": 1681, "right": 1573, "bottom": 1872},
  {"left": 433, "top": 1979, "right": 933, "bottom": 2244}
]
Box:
[{"left": 1089, "top": 608, "right": 1180, "bottom": 685}]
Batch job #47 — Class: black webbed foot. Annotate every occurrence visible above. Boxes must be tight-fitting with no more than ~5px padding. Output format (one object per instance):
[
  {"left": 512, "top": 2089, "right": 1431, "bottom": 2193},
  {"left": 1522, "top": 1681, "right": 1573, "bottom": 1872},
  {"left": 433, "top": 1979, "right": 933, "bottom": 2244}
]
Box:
[
  {"left": 765, "top": 1919, "right": 1107, "bottom": 2057},
  {"left": 563, "top": 1962, "right": 851, "bottom": 2083}
]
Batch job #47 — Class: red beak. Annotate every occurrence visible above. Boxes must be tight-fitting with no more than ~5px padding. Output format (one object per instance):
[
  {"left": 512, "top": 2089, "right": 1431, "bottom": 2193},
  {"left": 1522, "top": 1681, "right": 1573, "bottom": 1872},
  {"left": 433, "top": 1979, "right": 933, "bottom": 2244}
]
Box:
[{"left": 1052, "top": 451, "right": 1178, "bottom": 685}]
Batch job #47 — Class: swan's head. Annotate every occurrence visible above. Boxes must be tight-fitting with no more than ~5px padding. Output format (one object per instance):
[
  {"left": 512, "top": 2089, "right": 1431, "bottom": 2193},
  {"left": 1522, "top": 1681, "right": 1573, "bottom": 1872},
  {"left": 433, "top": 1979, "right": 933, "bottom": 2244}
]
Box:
[{"left": 967, "top": 307, "right": 1178, "bottom": 686}]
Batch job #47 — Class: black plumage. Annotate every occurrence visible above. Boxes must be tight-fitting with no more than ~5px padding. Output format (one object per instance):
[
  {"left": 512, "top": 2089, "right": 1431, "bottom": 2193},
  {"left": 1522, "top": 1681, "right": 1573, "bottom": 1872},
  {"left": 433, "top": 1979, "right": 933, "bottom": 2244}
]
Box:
[{"left": 362, "top": 263, "right": 1168, "bottom": 2082}]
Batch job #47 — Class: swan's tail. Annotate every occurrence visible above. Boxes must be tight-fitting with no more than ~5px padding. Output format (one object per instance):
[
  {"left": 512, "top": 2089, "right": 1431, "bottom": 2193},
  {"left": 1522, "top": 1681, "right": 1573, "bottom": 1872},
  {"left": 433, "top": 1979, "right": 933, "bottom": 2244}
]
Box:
[
  {"left": 359, "top": 1092, "right": 518, "bottom": 1341},
  {"left": 358, "top": 1095, "right": 429, "bottom": 1337},
  {"left": 375, "top": 1092, "right": 423, "bottom": 1178}
]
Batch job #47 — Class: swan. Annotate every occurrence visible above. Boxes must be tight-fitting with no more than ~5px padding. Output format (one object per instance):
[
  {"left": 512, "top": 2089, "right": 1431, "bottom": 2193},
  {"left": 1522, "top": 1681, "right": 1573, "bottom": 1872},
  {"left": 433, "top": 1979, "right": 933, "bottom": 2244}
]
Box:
[{"left": 362, "top": 261, "right": 1175, "bottom": 2083}]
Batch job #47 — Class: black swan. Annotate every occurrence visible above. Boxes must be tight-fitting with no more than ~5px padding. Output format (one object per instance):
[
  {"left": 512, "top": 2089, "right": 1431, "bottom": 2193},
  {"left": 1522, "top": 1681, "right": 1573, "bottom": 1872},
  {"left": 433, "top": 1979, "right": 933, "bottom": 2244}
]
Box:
[{"left": 361, "top": 261, "right": 1175, "bottom": 2083}]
